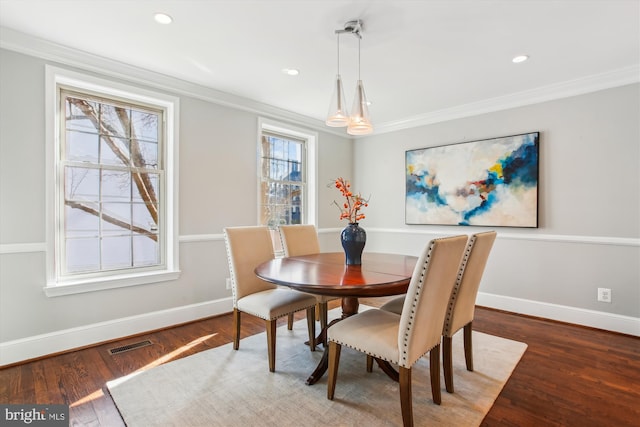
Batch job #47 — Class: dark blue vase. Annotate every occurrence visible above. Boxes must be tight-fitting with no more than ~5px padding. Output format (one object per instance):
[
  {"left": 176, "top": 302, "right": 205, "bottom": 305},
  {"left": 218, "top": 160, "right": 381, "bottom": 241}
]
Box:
[{"left": 341, "top": 223, "right": 366, "bottom": 265}]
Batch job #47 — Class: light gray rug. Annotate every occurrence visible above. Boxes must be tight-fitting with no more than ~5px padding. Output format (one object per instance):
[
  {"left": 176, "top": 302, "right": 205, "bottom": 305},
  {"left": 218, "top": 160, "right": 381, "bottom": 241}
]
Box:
[{"left": 107, "top": 307, "right": 527, "bottom": 427}]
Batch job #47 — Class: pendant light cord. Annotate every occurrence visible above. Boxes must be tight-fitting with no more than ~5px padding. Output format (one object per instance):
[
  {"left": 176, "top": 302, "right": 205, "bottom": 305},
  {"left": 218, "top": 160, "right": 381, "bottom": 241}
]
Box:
[
  {"left": 358, "top": 37, "right": 361, "bottom": 80},
  {"left": 336, "top": 34, "right": 341, "bottom": 74}
]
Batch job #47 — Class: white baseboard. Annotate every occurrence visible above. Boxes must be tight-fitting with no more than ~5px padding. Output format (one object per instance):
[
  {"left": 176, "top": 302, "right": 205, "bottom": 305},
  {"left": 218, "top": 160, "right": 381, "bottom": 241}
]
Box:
[
  {"left": 477, "top": 292, "right": 640, "bottom": 336},
  {"left": 0, "top": 298, "right": 233, "bottom": 367},
  {"left": 3, "top": 292, "right": 638, "bottom": 366}
]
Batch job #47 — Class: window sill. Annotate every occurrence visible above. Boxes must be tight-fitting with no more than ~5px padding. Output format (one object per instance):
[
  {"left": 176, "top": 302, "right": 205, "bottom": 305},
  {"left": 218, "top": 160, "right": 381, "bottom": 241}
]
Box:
[{"left": 44, "top": 269, "right": 181, "bottom": 297}]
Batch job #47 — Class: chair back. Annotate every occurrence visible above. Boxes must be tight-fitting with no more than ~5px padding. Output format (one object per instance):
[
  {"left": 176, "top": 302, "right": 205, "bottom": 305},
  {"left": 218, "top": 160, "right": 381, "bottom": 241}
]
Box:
[
  {"left": 398, "top": 235, "right": 468, "bottom": 368},
  {"left": 224, "top": 226, "right": 277, "bottom": 305},
  {"left": 443, "top": 231, "right": 497, "bottom": 337},
  {"left": 279, "top": 224, "right": 320, "bottom": 256}
]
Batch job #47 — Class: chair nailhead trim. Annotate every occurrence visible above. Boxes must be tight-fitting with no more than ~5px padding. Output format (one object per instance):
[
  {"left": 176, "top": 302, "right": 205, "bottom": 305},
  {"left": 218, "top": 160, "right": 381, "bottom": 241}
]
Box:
[
  {"left": 400, "top": 239, "right": 438, "bottom": 366},
  {"left": 223, "top": 230, "right": 239, "bottom": 306},
  {"left": 443, "top": 235, "right": 475, "bottom": 333},
  {"left": 329, "top": 340, "right": 395, "bottom": 365},
  {"left": 241, "top": 306, "right": 316, "bottom": 321}
]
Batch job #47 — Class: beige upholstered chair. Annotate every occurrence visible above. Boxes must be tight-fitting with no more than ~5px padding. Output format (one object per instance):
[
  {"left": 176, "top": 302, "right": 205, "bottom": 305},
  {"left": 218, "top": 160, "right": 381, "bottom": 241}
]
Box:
[
  {"left": 327, "top": 235, "right": 467, "bottom": 427},
  {"left": 379, "top": 231, "right": 497, "bottom": 393},
  {"left": 442, "top": 231, "right": 496, "bottom": 392},
  {"left": 223, "top": 226, "right": 317, "bottom": 372},
  {"left": 279, "top": 224, "right": 340, "bottom": 331}
]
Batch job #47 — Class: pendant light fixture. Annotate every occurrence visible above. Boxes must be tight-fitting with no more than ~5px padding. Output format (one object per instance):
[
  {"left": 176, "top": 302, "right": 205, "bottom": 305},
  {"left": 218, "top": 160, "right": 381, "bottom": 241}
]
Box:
[
  {"left": 325, "top": 33, "right": 349, "bottom": 127},
  {"left": 347, "top": 33, "right": 373, "bottom": 135},
  {"left": 326, "top": 20, "right": 373, "bottom": 135}
]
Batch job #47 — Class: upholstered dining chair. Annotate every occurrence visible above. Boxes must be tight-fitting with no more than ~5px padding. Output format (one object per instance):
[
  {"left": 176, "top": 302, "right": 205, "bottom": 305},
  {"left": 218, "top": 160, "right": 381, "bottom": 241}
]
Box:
[
  {"left": 379, "top": 231, "right": 497, "bottom": 393},
  {"left": 441, "top": 230, "right": 496, "bottom": 392},
  {"left": 279, "top": 224, "right": 340, "bottom": 331},
  {"left": 223, "top": 226, "right": 317, "bottom": 372},
  {"left": 327, "top": 235, "right": 467, "bottom": 427}
]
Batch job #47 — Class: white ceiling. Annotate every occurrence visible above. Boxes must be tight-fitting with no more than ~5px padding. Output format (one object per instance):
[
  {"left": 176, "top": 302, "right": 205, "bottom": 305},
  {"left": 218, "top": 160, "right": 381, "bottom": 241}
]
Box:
[{"left": 1, "top": 0, "right": 639, "bottom": 132}]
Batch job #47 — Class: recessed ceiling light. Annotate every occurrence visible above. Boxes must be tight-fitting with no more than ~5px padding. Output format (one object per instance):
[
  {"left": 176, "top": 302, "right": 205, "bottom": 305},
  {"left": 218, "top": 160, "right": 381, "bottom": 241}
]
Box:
[
  {"left": 512, "top": 55, "right": 529, "bottom": 64},
  {"left": 282, "top": 68, "right": 299, "bottom": 76},
  {"left": 154, "top": 13, "right": 173, "bottom": 24}
]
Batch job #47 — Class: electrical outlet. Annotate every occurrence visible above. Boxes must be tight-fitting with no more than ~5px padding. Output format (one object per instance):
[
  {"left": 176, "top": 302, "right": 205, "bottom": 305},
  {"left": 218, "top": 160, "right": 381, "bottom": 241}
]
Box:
[
  {"left": 597, "top": 287, "right": 611, "bottom": 303},
  {"left": 225, "top": 278, "right": 232, "bottom": 290}
]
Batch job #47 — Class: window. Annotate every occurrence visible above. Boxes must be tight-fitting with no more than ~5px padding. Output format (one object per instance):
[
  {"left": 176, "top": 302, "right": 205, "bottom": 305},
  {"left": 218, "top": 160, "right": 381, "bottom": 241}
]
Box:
[
  {"left": 258, "top": 119, "right": 317, "bottom": 253},
  {"left": 259, "top": 132, "right": 305, "bottom": 227},
  {"left": 46, "top": 67, "right": 179, "bottom": 295}
]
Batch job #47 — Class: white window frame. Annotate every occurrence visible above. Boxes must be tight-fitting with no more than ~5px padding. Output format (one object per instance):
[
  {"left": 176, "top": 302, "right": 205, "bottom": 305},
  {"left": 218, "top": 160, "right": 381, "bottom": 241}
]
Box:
[
  {"left": 44, "top": 66, "right": 180, "bottom": 297},
  {"left": 258, "top": 118, "right": 317, "bottom": 253}
]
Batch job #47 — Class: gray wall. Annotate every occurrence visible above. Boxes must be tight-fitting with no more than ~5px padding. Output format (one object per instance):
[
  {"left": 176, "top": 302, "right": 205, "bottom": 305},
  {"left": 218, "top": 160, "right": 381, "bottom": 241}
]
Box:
[
  {"left": 0, "top": 48, "right": 352, "bottom": 360},
  {"left": 1, "top": 43, "right": 639, "bottom": 364},
  {"left": 355, "top": 84, "right": 640, "bottom": 318}
]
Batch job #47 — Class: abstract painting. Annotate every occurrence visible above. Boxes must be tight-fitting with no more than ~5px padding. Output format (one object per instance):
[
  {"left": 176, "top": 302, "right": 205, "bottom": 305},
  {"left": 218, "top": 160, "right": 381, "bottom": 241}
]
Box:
[{"left": 406, "top": 132, "right": 539, "bottom": 227}]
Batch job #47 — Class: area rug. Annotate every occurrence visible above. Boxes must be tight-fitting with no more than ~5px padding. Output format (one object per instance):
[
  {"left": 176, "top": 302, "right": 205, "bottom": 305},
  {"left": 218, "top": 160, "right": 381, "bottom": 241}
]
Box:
[{"left": 107, "top": 307, "right": 527, "bottom": 426}]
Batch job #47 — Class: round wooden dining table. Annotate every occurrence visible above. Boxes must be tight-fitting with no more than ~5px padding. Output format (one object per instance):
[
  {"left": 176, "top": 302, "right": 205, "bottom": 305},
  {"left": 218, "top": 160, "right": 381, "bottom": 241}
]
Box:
[{"left": 255, "top": 252, "right": 418, "bottom": 384}]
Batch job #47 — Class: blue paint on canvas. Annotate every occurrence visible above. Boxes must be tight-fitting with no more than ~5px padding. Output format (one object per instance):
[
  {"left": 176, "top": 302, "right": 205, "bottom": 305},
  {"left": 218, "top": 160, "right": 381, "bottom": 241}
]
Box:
[{"left": 405, "top": 132, "right": 539, "bottom": 227}]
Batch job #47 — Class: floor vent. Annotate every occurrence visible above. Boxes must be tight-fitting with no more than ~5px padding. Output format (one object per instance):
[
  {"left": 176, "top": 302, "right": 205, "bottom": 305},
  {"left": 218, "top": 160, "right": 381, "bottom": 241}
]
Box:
[{"left": 108, "top": 340, "right": 153, "bottom": 355}]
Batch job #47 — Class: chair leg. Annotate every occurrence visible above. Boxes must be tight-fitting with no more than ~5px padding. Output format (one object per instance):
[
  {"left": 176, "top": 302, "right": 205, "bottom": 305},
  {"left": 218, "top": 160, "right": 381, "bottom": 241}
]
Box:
[
  {"left": 233, "top": 308, "right": 241, "bottom": 350},
  {"left": 443, "top": 335, "right": 454, "bottom": 393},
  {"left": 463, "top": 322, "right": 474, "bottom": 371},
  {"left": 366, "top": 355, "right": 374, "bottom": 372},
  {"left": 306, "top": 307, "right": 316, "bottom": 352},
  {"left": 287, "top": 313, "right": 294, "bottom": 330},
  {"left": 430, "top": 344, "right": 442, "bottom": 405},
  {"left": 399, "top": 366, "right": 414, "bottom": 427},
  {"left": 327, "top": 341, "right": 341, "bottom": 400},
  {"left": 266, "top": 319, "right": 277, "bottom": 372},
  {"left": 318, "top": 301, "right": 328, "bottom": 331}
]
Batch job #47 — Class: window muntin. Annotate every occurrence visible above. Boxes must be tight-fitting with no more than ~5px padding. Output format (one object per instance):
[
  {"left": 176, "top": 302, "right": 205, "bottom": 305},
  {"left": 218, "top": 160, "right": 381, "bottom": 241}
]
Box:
[
  {"left": 259, "top": 132, "right": 306, "bottom": 227},
  {"left": 59, "top": 90, "right": 164, "bottom": 277}
]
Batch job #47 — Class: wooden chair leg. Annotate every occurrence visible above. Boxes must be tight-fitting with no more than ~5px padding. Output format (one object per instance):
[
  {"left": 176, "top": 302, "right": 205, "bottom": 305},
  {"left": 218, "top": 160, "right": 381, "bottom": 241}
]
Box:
[
  {"left": 430, "top": 344, "right": 442, "bottom": 405},
  {"left": 318, "top": 301, "right": 329, "bottom": 331},
  {"left": 366, "top": 355, "right": 374, "bottom": 372},
  {"left": 287, "top": 313, "right": 294, "bottom": 330},
  {"left": 327, "top": 342, "right": 341, "bottom": 400},
  {"left": 464, "top": 322, "right": 474, "bottom": 371},
  {"left": 233, "top": 308, "right": 241, "bottom": 350},
  {"left": 399, "top": 366, "right": 414, "bottom": 427},
  {"left": 443, "top": 335, "right": 454, "bottom": 393},
  {"left": 306, "top": 307, "right": 316, "bottom": 352},
  {"left": 266, "top": 319, "right": 277, "bottom": 372}
]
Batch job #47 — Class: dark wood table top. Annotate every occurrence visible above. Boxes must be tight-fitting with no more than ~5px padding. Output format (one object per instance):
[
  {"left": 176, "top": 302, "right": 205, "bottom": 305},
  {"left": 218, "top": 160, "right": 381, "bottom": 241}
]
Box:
[
  {"left": 256, "top": 252, "right": 418, "bottom": 385},
  {"left": 255, "top": 252, "right": 418, "bottom": 298}
]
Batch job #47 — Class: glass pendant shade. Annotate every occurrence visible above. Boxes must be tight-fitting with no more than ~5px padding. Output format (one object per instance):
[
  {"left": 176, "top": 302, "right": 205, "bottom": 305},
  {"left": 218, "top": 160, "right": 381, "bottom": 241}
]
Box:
[
  {"left": 326, "top": 20, "right": 373, "bottom": 134},
  {"left": 347, "top": 80, "right": 373, "bottom": 135},
  {"left": 326, "top": 74, "right": 349, "bottom": 127}
]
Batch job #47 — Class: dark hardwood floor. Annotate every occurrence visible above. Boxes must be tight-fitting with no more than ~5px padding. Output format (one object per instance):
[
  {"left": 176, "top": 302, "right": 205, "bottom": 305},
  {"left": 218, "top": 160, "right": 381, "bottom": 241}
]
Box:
[{"left": 1, "top": 298, "right": 639, "bottom": 426}]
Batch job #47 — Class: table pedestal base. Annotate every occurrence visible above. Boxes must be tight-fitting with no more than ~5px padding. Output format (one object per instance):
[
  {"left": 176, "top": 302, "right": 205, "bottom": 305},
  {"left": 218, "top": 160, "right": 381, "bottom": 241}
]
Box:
[
  {"left": 305, "top": 297, "right": 399, "bottom": 385},
  {"left": 305, "top": 317, "right": 338, "bottom": 385}
]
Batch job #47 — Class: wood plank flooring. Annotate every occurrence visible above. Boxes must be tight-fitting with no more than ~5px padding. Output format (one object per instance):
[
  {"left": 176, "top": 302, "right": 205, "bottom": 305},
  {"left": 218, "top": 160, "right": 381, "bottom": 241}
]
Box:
[{"left": 1, "top": 299, "right": 639, "bottom": 426}]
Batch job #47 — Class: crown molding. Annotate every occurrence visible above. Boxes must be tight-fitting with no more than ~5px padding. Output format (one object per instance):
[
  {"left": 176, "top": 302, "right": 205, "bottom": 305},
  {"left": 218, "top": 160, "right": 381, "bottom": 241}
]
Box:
[
  {"left": 2, "top": 26, "right": 638, "bottom": 138},
  {"left": 0, "top": 27, "right": 351, "bottom": 138},
  {"left": 376, "top": 65, "right": 640, "bottom": 135}
]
